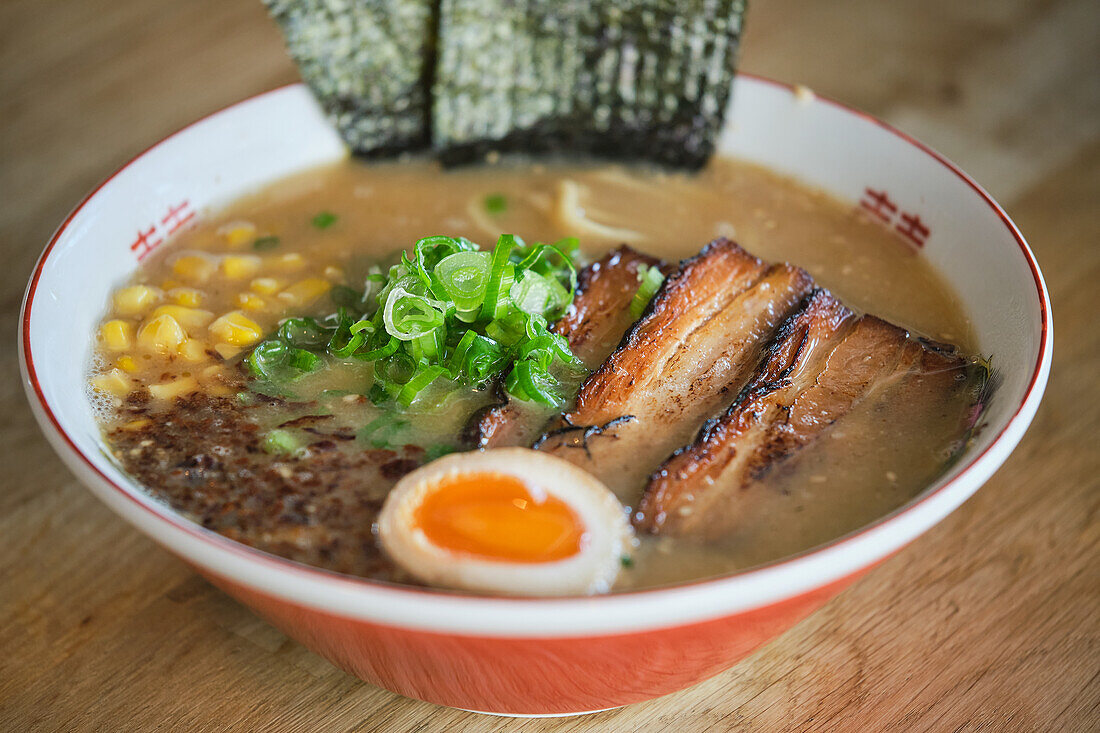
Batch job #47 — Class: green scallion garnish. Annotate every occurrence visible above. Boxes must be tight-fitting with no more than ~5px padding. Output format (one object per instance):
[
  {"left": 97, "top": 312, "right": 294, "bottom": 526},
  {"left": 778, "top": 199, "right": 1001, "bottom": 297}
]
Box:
[
  {"left": 253, "top": 235, "right": 280, "bottom": 250},
  {"left": 357, "top": 414, "right": 409, "bottom": 448},
  {"left": 243, "top": 233, "right": 585, "bottom": 411},
  {"left": 436, "top": 250, "right": 491, "bottom": 321},
  {"left": 484, "top": 193, "right": 507, "bottom": 214},
  {"left": 261, "top": 429, "right": 300, "bottom": 455},
  {"left": 311, "top": 211, "right": 338, "bottom": 229},
  {"left": 630, "top": 264, "right": 665, "bottom": 319},
  {"left": 424, "top": 444, "right": 457, "bottom": 461}
]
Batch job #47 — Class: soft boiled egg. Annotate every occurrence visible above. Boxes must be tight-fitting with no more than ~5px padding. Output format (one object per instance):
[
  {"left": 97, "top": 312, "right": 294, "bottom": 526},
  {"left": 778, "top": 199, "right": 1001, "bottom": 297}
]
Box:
[{"left": 377, "top": 448, "right": 633, "bottom": 596}]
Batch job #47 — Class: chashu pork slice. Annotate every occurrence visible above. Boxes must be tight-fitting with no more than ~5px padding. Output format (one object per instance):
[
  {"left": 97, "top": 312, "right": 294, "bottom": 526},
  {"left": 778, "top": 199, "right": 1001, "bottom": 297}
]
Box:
[
  {"left": 467, "top": 245, "right": 666, "bottom": 449},
  {"left": 634, "top": 290, "right": 972, "bottom": 538},
  {"left": 534, "top": 238, "right": 815, "bottom": 505}
]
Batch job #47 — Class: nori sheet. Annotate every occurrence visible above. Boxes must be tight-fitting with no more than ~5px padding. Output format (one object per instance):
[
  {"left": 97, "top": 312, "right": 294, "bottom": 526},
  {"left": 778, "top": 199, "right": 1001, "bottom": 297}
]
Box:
[
  {"left": 264, "top": 0, "right": 436, "bottom": 155},
  {"left": 432, "top": 0, "right": 748, "bottom": 168}
]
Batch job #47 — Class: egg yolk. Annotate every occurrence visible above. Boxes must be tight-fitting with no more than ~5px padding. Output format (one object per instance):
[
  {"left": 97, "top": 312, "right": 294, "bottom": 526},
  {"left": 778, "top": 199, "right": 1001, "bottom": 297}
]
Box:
[{"left": 414, "top": 472, "right": 585, "bottom": 563}]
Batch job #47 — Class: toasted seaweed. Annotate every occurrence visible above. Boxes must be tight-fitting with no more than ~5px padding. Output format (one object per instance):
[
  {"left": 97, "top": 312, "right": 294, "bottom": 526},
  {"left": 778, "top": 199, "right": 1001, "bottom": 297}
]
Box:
[
  {"left": 264, "top": 0, "right": 436, "bottom": 155},
  {"left": 432, "top": 0, "right": 747, "bottom": 168}
]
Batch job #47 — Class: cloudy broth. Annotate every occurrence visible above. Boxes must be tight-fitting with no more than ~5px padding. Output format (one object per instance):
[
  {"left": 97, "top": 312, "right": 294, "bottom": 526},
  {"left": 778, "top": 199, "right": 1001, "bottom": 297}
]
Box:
[{"left": 89, "top": 156, "right": 978, "bottom": 591}]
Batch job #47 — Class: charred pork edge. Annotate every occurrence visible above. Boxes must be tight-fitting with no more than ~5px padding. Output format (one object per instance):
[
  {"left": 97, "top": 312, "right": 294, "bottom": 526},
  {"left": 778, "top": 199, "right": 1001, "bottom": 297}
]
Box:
[
  {"left": 532, "top": 262, "right": 815, "bottom": 502},
  {"left": 632, "top": 288, "right": 853, "bottom": 532},
  {"left": 536, "top": 238, "right": 766, "bottom": 446},
  {"left": 635, "top": 305, "right": 972, "bottom": 536},
  {"left": 585, "top": 237, "right": 763, "bottom": 384}
]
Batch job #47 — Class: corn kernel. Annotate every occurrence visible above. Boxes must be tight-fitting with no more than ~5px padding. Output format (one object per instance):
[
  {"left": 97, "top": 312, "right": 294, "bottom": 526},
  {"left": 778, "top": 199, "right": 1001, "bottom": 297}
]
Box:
[
  {"left": 236, "top": 292, "right": 266, "bottom": 311},
  {"left": 99, "top": 320, "right": 134, "bottom": 351},
  {"left": 201, "top": 364, "right": 226, "bottom": 380},
  {"left": 208, "top": 311, "right": 263, "bottom": 347},
  {"left": 168, "top": 287, "right": 204, "bottom": 308},
  {"left": 148, "top": 376, "right": 199, "bottom": 402},
  {"left": 172, "top": 254, "right": 216, "bottom": 283},
  {"left": 221, "top": 255, "right": 262, "bottom": 280},
  {"left": 278, "top": 277, "right": 332, "bottom": 307},
  {"left": 249, "top": 277, "right": 284, "bottom": 295},
  {"left": 116, "top": 355, "right": 139, "bottom": 373},
  {"left": 90, "top": 369, "right": 131, "bottom": 397},
  {"left": 119, "top": 418, "right": 151, "bottom": 431},
  {"left": 136, "top": 313, "right": 187, "bottom": 355},
  {"left": 151, "top": 304, "right": 215, "bottom": 332},
  {"left": 219, "top": 220, "right": 257, "bottom": 248},
  {"left": 177, "top": 338, "right": 209, "bottom": 362},
  {"left": 323, "top": 265, "right": 346, "bottom": 283},
  {"left": 112, "top": 285, "right": 161, "bottom": 317},
  {"left": 213, "top": 343, "right": 241, "bottom": 360},
  {"left": 272, "top": 252, "right": 306, "bottom": 272}
]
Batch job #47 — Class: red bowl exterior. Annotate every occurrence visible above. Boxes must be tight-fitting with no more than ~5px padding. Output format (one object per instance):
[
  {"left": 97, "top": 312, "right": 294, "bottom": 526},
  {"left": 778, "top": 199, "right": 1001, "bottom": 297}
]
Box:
[{"left": 203, "top": 568, "right": 867, "bottom": 714}]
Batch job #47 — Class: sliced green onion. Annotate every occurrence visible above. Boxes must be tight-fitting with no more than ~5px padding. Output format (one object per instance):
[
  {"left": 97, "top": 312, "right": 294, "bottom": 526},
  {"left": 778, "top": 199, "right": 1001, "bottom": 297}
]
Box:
[
  {"left": 512, "top": 243, "right": 577, "bottom": 318},
  {"left": 288, "top": 348, "right": 322, "bottom": 372},
  {"left": 261, "top": 429, "right": 299, "bottom": 455},
  {"left": 505, "top": 360, "right": 562, "bottom": 407},
  {"left": 523, "top": 312, "right": 548, "bottom": 339},
  {"left": 485, "top": 318, "right": 522, "bottom": 347},
  {"left": 328, "top": 332, "right": 363, "bottom": 359},
  {"left": 368, "top": 383, "right": 390, "bottom": 405},
  {"left": 517, "top": 333, "right": 580, "bottom": 370},
  {"left": 247, "top": 340, "right": 289, "bottom": 380},
  {"left": 480, "top": 235, "right": 518, "bottom": 321},
  {"left": 484, "top": 193, "right": 507, "bottom": 214},
  {"left": 382, "top": 287, "right": 446, "bottom": 341},
  {"left": 447, "top": 330, "right": 479, "bottom": 370},
  {"left": 321, "top": 310, "right": 357, "bottom": 358},
  {"left": 516, "top": 243, "right": 577, "bottom": 288},
  {"left": 253, "top": 236, "right": 280, "bottom": 250},
  {"left": 409, "top": 328, "right": 443, "bottom": 363},
  {"left": 436, "top": 250, "right": 491, "bottom": 320},
  {"left": 242, "top": 232, "right": 590, "bottom": 422},
  {"left": 357, "top": 414, "right": 409, "bottom": 448},
  {"left": 448, "top": 331, "right": 505, "bottom": 382},
  {"left": 412, "top": 235, "right": 456, "bottom": 290},
  {"left": 397, "top": 365, "right": 449, "bottom": 407},
  {"left": 553, "top": 236, "right": 580, "bottom": 256},
  {"left": 278, "top": 318, "right": 328, "bottom": 349},
  {"left": 377, "top": 351, "right": 416, "bottom": 386},
  {"left": 630, "top": 264, "right": 665, "bottom": 319},
  {"left": 311, "top": 211, "right": 338, "bottom": 229},
  {"left": 510, "top": 272, "right": 552, "bottom": 315},
  {"left": 424, "top": 444, "right": 456, "bottom": 461},
  {"left": 349, "top": 319, "right": 375, "bottom": 336},
  {"left": 355, "top": 336, "right": 400, "bottom": 360}
]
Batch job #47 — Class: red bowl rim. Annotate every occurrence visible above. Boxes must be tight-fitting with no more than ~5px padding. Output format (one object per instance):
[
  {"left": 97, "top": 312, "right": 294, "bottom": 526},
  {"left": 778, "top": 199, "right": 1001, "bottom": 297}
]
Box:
[{"left": 19, "top": 74, "right": 1052, "bottom": 633}]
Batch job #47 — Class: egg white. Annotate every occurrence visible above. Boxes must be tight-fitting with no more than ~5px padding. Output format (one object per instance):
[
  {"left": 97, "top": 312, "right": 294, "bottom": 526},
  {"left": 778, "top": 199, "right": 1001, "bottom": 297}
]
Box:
[{"left": 377, "top": 448, "right": 634, "bottom": 596}]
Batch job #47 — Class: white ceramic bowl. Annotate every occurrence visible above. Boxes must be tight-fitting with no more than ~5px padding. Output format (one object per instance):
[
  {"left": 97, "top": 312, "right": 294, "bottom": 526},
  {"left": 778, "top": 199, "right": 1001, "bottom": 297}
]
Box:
[{"left": 20, "top": 76, "right": 1051, "bottom": 716}]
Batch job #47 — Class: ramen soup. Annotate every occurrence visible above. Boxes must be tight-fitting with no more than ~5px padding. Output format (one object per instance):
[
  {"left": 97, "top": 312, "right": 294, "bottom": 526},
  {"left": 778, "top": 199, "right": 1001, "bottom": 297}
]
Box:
[{"left": 88, "top": 157, "right": 986, "bottom": 594}]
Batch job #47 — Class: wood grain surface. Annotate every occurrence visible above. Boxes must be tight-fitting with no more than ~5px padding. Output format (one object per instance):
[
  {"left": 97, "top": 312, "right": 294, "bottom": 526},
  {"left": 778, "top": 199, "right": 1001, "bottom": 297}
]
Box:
[{"left": 2, "top": 1, "right": 1097, "bottom": 730}]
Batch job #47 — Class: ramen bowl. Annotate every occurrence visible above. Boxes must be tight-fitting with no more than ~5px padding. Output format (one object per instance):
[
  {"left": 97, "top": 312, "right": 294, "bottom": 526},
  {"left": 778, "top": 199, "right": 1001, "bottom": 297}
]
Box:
[{"left": 20, "top": 75, "right": 1051, "bottom": 716}]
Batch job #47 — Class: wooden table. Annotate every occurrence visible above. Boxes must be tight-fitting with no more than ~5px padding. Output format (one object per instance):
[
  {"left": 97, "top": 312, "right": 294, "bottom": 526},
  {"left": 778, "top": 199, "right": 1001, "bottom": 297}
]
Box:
[{"left": 2, "top": 1, "right": 1097, "bottom": 730}]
